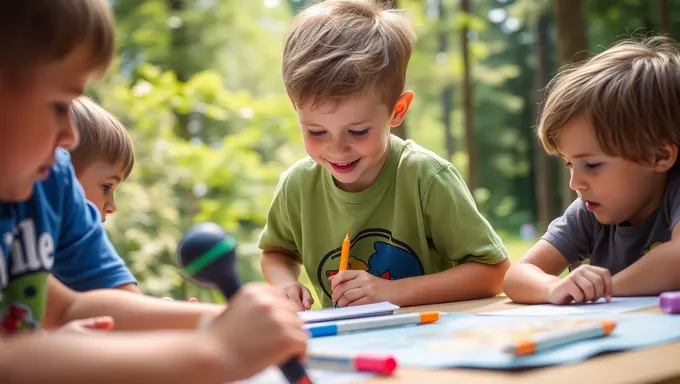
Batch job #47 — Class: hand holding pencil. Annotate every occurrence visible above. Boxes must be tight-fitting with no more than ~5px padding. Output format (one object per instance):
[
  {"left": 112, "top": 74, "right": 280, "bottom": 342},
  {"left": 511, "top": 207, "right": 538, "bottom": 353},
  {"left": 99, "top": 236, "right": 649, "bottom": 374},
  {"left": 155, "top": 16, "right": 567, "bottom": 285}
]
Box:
[{"left": 332, "top": 233, "right": 351, "bottom": 308}]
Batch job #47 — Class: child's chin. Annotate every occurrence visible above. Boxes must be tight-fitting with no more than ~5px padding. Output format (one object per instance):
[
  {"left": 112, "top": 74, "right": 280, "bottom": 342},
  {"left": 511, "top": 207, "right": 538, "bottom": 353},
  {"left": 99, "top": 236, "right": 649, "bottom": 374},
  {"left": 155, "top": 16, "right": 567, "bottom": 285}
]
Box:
[
  {"left": 593, "top": 214, "right": 619, "bottom": 225},
  {"left": 1, "top": 184, "right": 34, "bottom": 203}
]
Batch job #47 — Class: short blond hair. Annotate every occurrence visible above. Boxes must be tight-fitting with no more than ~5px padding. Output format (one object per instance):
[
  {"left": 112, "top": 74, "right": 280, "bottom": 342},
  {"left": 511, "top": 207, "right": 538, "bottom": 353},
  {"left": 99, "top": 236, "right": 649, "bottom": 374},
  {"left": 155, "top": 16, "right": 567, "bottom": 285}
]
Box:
[
  {"left": 282, "top": 0, "right": 416, "bottom": 109},
  {"left": 69, "top": 96, "right": 135, "bottom": 179},
  {"left": 538, "top": 36, "right": 680, "bottom": 164}
]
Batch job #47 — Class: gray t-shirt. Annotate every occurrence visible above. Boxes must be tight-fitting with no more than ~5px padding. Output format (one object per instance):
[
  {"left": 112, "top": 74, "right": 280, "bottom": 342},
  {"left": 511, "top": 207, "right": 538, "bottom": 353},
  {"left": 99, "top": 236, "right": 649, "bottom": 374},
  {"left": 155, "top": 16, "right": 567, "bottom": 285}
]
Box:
[{"left": 543, "top": 169, "right": 680, "bottom": 274}]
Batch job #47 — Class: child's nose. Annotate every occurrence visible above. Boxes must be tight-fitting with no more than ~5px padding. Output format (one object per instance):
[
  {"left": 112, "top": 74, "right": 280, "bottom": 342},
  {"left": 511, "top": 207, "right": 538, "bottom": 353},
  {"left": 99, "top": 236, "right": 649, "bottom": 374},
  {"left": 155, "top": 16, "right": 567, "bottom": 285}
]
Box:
[
  {"left": 56, "top": 115, "right": 79, "bottom": 150},
  {"left": 328, "top": 138, "right": 349, "bottom": 155},
  {"left": 568, "top": 170, "right": 588, "bottom": 191},
  {"left": 105, "top": 200, "right": 117, "bottom": 215}
]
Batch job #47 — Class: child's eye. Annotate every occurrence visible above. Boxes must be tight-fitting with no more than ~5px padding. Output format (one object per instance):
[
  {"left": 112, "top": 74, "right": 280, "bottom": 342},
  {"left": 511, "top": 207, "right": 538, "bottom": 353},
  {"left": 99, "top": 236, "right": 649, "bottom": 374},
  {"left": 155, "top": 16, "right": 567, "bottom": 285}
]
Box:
[
  {"left": 53, "top": 102, "right": 70, "bottom": 116},
  {"left": 102, "top": 185, "right": 112, "bottom": 194},
  {"left": 307, "top": 130, "right": 326, "bottom": 137},
  {"left": 349, "top": 129, "right": 370, "bottom": 137},
  {"left": 585, "top": 163, "right": 602, "bottom": 170}
]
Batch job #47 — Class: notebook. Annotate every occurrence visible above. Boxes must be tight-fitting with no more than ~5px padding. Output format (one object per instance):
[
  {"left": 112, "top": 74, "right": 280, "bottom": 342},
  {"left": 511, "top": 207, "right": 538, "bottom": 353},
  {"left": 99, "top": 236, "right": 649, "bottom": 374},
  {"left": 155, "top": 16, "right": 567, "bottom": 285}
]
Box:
[{"left": 299, "top": 301, "right": 399, "bottom": 324}]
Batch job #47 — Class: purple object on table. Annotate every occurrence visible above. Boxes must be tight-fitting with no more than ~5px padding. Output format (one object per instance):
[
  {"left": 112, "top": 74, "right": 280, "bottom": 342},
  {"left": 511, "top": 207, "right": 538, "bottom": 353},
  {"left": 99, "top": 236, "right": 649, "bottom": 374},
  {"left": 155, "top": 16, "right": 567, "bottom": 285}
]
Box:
[{"left": 659, "top": 291, "right": 680, "bottom": 314}]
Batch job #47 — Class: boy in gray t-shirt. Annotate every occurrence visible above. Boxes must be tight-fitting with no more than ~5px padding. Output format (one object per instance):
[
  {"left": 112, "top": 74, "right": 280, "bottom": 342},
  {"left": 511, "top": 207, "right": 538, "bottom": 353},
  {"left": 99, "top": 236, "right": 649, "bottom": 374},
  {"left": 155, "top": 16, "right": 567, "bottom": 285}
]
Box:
[{"left": 503, "top": 36, "right": 680, "bottom": 305}]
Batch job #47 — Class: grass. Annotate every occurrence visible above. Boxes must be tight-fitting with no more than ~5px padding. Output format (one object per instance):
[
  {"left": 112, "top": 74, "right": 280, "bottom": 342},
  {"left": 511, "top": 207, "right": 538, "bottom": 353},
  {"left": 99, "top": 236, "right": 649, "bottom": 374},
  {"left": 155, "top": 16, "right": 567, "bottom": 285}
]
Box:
[{"left": 298, "top": 236, "right": 536, "bottom": 309}]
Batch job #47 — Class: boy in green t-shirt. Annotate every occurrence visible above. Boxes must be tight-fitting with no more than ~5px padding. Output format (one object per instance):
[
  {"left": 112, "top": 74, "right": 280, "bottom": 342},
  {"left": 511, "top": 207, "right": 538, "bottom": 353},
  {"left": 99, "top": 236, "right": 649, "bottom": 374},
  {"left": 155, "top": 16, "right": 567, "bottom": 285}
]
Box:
[{"left": 259, "top": 0, "right": 510, "bottom": 309}]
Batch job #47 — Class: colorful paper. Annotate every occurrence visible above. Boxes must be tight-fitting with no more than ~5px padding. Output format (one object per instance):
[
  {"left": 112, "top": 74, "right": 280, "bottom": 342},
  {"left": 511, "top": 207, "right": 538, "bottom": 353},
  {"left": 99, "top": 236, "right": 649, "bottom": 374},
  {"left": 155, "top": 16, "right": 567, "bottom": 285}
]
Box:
[{"left": 308, "top": 312, "right": 680, "bottom": 369}]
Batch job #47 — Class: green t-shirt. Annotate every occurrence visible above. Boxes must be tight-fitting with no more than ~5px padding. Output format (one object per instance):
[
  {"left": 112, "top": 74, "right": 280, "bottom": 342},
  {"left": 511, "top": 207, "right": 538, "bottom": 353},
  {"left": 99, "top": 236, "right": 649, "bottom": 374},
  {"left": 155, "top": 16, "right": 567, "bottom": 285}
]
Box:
[{"left": 258, "top": 136, "right": 507, "bottom": 307}]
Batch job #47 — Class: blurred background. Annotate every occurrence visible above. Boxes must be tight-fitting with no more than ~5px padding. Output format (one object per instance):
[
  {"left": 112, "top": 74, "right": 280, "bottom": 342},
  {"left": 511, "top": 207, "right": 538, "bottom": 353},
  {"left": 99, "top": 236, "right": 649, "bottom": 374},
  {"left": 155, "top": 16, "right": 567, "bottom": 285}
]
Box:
[{"left": 97, "top": 0, "right": 678, "bottom": 304}]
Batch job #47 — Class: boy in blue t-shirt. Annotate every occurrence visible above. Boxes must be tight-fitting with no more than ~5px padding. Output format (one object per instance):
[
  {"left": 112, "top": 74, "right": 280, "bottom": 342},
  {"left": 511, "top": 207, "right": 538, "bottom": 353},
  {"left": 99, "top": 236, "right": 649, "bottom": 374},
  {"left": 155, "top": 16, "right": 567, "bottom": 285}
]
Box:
[{"left": 0, "top": 1, "right": 306, "bottom": 382}]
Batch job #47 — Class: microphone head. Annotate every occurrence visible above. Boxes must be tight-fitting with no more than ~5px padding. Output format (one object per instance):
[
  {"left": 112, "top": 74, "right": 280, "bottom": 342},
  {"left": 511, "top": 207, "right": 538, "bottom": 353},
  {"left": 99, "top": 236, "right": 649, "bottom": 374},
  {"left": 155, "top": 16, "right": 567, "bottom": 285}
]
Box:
[{"left": 177, "top": 222, "right": 238, "bottom": 287}]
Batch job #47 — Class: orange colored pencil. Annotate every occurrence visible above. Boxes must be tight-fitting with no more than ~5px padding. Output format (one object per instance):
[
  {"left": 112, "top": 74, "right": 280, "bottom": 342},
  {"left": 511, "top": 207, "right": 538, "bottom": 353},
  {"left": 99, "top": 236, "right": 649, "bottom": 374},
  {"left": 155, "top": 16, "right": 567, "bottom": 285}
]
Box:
[
  {"left": 333, "top": 233, "right": 351, "bottom": 308},
  {"left": 339, "top": 232, "right": 351, "bottom": 272}
]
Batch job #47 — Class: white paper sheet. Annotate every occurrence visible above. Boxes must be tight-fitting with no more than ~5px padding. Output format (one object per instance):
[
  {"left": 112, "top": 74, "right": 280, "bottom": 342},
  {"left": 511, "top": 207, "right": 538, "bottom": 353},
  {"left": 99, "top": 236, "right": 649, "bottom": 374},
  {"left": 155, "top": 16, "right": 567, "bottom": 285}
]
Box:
[
  {"left": 478, "top": 296, "right": 659, "bottom": 316},
  {"left": 298, "top": 301, "right": 399, "bottom": 323}
]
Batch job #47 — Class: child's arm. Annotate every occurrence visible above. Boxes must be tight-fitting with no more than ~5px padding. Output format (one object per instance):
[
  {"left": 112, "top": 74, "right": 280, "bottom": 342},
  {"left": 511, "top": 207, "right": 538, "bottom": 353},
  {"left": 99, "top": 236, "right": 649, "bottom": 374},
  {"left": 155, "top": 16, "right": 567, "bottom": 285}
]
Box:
[
  {"left": 503, "top": 240, "right": 571, "bottom": 303},
  {"left": 2, "top": 282, "right": 307, "bottom": 384},
  {"left": 258, "top": 172, "right": 313, "bottom": 310},
  {"left": 261, "top": 249, "right": 314, "bottom": 310},
  {"left": 44, "top": 275, "right": 220, "bottom": 330},
  {"left": 504, "top": 199, "right": 614, "bottom": 304},
  {"left": 261, "top": 248, "right": 302, "bottom": 288},
  {"left": 612, "top": 224, "right": 680, "bottom": 295}
]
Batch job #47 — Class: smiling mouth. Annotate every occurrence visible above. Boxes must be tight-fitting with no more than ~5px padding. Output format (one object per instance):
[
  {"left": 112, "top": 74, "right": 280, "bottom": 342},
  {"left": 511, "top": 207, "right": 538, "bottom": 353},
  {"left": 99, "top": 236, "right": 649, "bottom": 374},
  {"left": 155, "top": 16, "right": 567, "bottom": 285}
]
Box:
[{"left": 329, "top": 159, "right": 360, "bottom": 173}]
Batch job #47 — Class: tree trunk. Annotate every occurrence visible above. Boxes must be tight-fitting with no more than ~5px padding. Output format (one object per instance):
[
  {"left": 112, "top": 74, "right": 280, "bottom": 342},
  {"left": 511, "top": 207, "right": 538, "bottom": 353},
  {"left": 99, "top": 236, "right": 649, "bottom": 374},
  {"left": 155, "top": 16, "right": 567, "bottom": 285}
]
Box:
[
  {"left": 533, "top": 13, "right": 556, "bottom": 231},
  {"left": 460, "top": 0, "right": 477, "bottom": 192},
  {"left": 384, "top": 0, "right": 407, "bottom": 139},
  {"left": 439, "top": 0, "right": 455, "bottom": 158},
  {"left": 168, "top": 0, "right": 191, "bottom": 141},
  {"left": 659, "top": 0, "right": 670, "bottom": 35},
  {"left": 554, "top": 0, "right": 588, "bottom": 210}
]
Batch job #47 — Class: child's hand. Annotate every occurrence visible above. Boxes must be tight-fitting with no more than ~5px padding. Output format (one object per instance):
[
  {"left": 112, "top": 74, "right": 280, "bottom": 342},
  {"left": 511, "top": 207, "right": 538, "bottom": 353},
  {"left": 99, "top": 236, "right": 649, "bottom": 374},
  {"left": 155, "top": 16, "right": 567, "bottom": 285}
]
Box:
[
  {"left": 55, "top": 316, "right": 115, "bottom": 335},
  {"left": 280, "top": 282, "right": 314, "bottom": 311},
  {"left": 207, "top": 282, "right": 307, "bottom": 381},
  {"left": 547, "top": 265, "right": 613, "bottom": 304},
  {"left": 329, "top": 270, "right": 391, "bottom": 307}
]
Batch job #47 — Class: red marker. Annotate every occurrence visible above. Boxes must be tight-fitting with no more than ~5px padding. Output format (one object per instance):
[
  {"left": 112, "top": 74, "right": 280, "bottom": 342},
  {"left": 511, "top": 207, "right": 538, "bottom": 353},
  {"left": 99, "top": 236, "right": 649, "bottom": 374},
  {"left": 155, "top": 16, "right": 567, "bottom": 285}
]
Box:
[{"left": 307, "top": 352, "right": 397, "bottom": 375}]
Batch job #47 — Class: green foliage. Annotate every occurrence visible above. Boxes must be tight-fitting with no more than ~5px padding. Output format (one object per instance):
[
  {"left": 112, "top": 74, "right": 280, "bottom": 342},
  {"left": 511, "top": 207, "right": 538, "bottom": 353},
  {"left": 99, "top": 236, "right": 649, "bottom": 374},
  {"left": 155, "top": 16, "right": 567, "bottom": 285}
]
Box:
[{"left": 99, "top": 0, "right": 680, "bottom": 301}]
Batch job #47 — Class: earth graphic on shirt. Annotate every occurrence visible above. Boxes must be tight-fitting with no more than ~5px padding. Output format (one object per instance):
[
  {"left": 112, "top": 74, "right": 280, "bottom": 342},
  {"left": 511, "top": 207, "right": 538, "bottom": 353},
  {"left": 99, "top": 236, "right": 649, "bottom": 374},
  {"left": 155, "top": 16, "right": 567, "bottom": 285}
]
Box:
[{"left": 316, "top": 228, "right": 424, "bottom": 300}]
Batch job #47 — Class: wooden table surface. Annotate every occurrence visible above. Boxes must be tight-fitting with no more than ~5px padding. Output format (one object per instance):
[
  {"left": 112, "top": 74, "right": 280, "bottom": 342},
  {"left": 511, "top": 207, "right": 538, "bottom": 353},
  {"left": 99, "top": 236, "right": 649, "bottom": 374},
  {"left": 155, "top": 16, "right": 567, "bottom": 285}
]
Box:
[{"left": 362, "top": 297, "right": 680, "bottom": 384}]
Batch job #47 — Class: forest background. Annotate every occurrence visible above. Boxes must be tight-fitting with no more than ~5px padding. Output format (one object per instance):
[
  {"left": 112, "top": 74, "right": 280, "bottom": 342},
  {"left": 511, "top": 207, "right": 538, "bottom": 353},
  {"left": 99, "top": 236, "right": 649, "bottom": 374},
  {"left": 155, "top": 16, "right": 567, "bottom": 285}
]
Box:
[{"left": 100, "top": 0, "right": 677, "bottom": 305}]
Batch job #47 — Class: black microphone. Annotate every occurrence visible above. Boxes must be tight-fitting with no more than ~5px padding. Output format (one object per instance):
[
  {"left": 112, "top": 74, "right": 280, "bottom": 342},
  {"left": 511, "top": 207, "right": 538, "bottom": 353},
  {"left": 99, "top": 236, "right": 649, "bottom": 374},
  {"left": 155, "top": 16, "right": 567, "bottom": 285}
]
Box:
[{"left": 177, "top": 222, "right": 312, "bottom": 384}]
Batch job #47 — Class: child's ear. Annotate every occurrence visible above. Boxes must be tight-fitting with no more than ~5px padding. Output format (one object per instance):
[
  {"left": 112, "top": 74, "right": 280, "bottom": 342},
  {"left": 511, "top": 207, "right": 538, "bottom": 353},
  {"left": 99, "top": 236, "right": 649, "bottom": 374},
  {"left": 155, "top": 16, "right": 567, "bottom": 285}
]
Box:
[
  {"left": 653, "top": 143, "right": 678, "bottom": 172},
  {"left": 389, "top": 91, "right": 414, "bottom": 127}
]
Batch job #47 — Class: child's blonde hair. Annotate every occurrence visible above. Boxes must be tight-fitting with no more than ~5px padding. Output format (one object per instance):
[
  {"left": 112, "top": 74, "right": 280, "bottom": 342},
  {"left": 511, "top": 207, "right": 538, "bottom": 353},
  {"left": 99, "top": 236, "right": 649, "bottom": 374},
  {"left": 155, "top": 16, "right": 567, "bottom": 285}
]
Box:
[
  {"left": 538, "top": 36, "right": 680, "bottom": 164},
  {"left": 282, "top": 0, "right": 416, "bottom": 109},
  {"left": 69, "top": 96, "right": 135, "bottom": 179},
  {"left": 0, "top": 0, "right": 114, "bottom": 81}
]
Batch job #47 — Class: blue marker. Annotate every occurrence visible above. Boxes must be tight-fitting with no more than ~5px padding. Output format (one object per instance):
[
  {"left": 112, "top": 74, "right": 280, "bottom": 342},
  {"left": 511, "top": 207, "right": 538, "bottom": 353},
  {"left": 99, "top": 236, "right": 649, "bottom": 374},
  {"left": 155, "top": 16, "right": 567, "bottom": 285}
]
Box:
[{"left": 306, "top": 311, "right": 441, "bottom": 337}]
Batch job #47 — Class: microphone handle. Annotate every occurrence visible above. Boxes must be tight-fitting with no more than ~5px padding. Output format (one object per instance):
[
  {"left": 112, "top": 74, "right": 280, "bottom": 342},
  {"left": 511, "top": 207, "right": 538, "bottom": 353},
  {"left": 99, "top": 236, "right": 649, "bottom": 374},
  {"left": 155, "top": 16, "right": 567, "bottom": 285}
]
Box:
[{"left": 212, "top": 276, "right": 313, "bottom": 384}]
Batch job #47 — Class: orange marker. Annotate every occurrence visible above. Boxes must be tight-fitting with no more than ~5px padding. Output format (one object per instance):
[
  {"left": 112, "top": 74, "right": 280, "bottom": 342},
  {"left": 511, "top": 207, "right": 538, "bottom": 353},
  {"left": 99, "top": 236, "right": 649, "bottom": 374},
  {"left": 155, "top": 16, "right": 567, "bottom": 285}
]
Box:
[
  {"left": 501, "top": 320, "right": 616, "bottom": 356},
  {"left": 333, "top": 233, "right": 351, "bottom": 308}
]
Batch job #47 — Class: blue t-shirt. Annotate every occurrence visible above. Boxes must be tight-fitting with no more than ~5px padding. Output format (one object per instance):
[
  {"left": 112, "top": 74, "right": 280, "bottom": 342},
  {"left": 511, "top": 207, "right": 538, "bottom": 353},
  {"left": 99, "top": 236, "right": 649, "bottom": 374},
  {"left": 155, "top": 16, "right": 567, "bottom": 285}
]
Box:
[{"left": 0, "top": 148, "right": 136, "bottom": 332}]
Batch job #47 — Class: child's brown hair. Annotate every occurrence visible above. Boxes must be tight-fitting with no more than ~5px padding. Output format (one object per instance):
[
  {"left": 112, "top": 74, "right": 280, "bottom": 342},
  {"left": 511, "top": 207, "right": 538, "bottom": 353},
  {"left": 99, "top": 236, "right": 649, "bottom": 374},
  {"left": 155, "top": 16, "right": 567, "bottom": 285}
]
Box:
[
  {"left": 282, "top": 0, "right": 416, "bottom": 110},
  {"left": 0, "top": 0, "right": 114, "bottom": 80},
  {"left": 69, "top": 96, "right": 135, "bottom": 180},
  {"left": 537, "top": 36, "right": 680, "bottom": 164}
]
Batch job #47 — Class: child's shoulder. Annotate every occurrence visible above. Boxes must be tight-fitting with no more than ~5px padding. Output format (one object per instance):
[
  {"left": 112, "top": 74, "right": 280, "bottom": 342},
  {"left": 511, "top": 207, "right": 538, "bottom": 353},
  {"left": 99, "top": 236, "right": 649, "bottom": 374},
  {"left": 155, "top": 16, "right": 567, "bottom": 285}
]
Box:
[
  {"left": 276, "top": 156, "right": 325, "bottom": 191},
  {"left": 392, "top": 136, "right": 458, "bottom": 183}
]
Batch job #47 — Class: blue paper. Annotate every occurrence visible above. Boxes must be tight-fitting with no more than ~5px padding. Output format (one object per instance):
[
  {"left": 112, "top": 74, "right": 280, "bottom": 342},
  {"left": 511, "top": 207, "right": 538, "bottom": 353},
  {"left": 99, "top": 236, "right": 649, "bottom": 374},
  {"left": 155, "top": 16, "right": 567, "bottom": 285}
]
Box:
[{"left": 308, "top": 312, "right": 680, "bottom": 369}]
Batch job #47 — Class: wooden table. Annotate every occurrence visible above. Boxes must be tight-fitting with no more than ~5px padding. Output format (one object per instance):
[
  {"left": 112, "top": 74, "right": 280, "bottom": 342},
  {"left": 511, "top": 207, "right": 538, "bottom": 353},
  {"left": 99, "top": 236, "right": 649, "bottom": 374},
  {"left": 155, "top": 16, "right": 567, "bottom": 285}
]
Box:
[{"left": 363, "top": 297, "right": 680, "bottom": 384}]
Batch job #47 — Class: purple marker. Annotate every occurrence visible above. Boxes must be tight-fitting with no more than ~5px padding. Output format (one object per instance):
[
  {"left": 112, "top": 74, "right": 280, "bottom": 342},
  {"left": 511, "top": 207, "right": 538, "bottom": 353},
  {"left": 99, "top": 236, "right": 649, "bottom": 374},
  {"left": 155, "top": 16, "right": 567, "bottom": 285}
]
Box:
[{"left": 659, "top": 291, "right": 680, "bottom": 314}]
